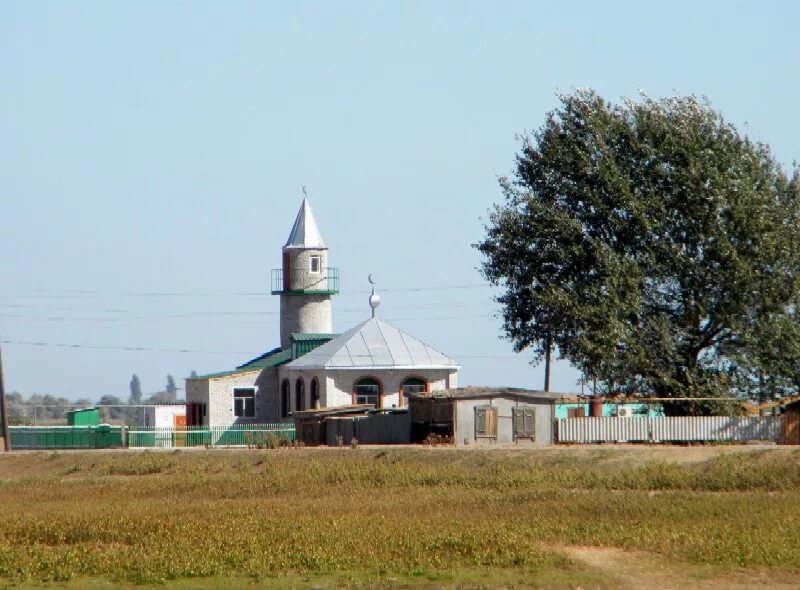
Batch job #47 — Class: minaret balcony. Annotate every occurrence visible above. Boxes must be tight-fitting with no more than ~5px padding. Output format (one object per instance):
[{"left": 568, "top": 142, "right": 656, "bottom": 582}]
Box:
[{"left": 271, "top": 267, "right": 340, "bottom": 295}]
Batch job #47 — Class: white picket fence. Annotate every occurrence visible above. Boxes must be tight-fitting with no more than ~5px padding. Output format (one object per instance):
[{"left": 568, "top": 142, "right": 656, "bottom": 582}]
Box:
[{"left": 557, "top": 416, "right": 783, "bottom": 443}]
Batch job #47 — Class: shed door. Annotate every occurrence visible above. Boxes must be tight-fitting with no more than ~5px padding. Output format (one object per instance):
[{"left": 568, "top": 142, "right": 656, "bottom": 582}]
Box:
[
  {"left": 513, "top": 408, "right": 536, "bottom": 439},
  {"left": 475, "top": 407, "right": 497, "bottom": 438}
]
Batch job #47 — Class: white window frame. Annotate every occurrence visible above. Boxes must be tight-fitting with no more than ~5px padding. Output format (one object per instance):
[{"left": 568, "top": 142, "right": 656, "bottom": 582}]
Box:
[
  {"left": 354, "top": 379, "right": 380, "bottom": 407},
  {"left": 309, "top": 255, "right": 321, "bottom": 274},
  {"left": 401, "top": 378, "right": 427, "bottom": 396},
  {"left": 233, "top": 387, "right": 257, "bottom": 418}
]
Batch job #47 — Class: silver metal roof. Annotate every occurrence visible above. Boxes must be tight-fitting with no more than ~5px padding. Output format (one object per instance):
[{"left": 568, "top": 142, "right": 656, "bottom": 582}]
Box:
[
  {"left": 284, "top": 197, "right": 326, "bottom": 249},
  {"left": 285, "top": 317, "right": 460, "bottom": 370}
]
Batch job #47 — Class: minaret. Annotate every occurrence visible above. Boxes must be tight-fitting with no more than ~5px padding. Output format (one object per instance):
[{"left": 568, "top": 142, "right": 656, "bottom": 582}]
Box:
[{"left": 272, "top": 196, "right": 338, "bottom": 350}]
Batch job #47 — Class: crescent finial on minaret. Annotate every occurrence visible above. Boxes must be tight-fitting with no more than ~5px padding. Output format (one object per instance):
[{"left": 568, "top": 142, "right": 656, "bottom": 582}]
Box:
[{"left": 368, "top": 274, "right": 380, "bottom": 317}]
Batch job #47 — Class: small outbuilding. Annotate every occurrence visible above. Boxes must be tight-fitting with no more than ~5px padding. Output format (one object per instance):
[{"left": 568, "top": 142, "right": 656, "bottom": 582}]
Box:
[
  {"left": 293, "top": 405, "right": 411, "bottom": 446},
  {"left": 67, "top": 407, "right": 100, "bottom": 426},
  {"left": 408, "top": 387, "right": 561, "bottom": 446},
  {"left": 142, "top": 403, "right": 187, "bottom": 429}
]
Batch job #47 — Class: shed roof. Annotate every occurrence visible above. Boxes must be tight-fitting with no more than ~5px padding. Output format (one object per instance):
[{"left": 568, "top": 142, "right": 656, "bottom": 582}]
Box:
[
  {"left": 284, "top": 316, "right": 459, "bottom": 370},
  {"left": 192, "top": 347, "right": 292, "bottom": 380},
  {"left": 407, "top": 387, "right": 568, "bottom": 402},
  {"left": 284, "top": 198, "right": 326, "bottom": 249},
  {"left": 292, "top": 404, "right": 377, "bottom": 419}
]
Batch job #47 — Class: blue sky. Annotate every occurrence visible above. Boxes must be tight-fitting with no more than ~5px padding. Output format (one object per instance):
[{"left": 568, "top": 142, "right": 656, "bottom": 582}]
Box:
[{"left": 1, "top": 1, "right": 798, "bottom": 400}]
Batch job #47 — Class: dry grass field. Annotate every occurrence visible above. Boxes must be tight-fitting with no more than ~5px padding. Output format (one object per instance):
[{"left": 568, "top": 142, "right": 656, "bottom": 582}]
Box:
[{"left": 1, "top": 445, "right": 799, "bottom": 589}]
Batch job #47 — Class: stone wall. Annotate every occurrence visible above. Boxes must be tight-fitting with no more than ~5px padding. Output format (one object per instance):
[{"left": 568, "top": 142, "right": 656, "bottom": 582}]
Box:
[
  {"left": 279, "top": 295, "right": 332, "bottom": 349},
  {"left": 279, "top": 248, "right": 333, "bottom": 349}
]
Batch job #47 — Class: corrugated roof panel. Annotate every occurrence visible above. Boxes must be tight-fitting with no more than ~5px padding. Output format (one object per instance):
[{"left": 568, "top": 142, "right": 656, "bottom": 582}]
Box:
[
  {"left": 378, "top": 321, "right": 413, "bottom": 365},
  {"left": 422, "top": 344, "right": 455, "bottom": 366},
  {"left": 328, "top": 346, "right": 355, "bottom": 367},
  {"left": 344, "top": 331, "right": 374, "bottom": 367},
  {"left": 291, "top": 333, "right": 338, "bottom": 342},
  {"left": 359, "top": 318, "right": 395, "bottom": 365},
  {"left": 401, "top": 331, "right": 434, "bottom": 365},
  {"left": 284, "top": 317, "right": 458, "bottom": 370}
]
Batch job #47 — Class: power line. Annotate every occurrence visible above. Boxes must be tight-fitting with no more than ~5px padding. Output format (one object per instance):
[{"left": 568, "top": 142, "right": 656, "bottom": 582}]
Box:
[
  {"left": 0, "top": 338, "right": 531, "bottom": 360},
  {"left": 0, "top": 309, "right": 499, "bottom": 324},
  {"left": 0, "top": 283, "right": 493, "bottom": 299},
  {"left": 0, "top": 340, "right": 255, "bottom": 355}
]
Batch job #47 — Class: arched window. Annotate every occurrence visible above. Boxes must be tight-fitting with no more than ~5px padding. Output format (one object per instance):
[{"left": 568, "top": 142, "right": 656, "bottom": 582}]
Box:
[
  {"left": 354, "top": 377, "right": 381, "bottom": 408},
  {"left": 401, "top": 377, "right": 427, "bottom": 396},
  {"left": 311, "top": 378, "right": 320, "bottom": 408},
  {"left": 295, "top": 378, "right": 305, "bottom": 411},
  {"left": 280, "top": 379, "right": 290, "bottom": 418}
]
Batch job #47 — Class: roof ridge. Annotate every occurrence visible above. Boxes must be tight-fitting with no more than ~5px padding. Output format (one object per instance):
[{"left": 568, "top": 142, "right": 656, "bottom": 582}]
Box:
[{"left": 374, "top": 317, "right": 456, "bottom": 364}]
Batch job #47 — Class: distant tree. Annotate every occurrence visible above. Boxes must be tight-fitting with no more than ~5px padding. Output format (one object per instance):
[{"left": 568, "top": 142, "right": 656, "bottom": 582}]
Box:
[
  {"left": 476, "top": 89, "right": 800, "bottom": 412},
  {"left": 165, "top": 375, "right": 177, "bottom": 401},
  {"left": 6, "top": 392, "right": 28, "bottom": 425},
  {"left": 146, "top": 391, "right": 177, "bottom": 404},
  {"left": 189, "top": 370, "right": 198, "bottom": 379},
  {"left": 129, "top": 374, "right": 142, "bottom": 405},
  {"left": 99, "top": 394, "right": 126, "bottom": 421}
]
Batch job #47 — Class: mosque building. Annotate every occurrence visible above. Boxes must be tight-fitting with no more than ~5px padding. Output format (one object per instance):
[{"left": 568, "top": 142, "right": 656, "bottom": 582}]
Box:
[{"left": 185, "top": 197, "right": 460, "bottom": 426}]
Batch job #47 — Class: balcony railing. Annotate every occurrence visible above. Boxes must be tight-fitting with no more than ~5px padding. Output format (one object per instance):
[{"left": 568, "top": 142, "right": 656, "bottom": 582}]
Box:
[{"left": 271, "top": 267, "right": 339, "bottom": 295}]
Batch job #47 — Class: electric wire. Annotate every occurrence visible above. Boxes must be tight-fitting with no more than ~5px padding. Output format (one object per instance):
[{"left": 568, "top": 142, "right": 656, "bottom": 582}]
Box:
[{"left": 0, "top": 339, "right": 530, "bottom": 359}]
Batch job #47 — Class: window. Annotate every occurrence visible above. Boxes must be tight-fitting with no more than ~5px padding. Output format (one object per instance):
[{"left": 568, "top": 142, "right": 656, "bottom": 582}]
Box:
[
  {"left": 281, "top": 379, "right": 290, "bottom": 418},
  {"left": 295, "top": 378, "right": 305, "bottom": 411},
  {"left": 567, "top": 406, "right": 586, "bottom": 418},
  {"left": 475, "top": 406, "right": 497, "bottom": 438},
  {"left": 311, "top": 378, "right": 320, "bottom": 407},
  {"left": 513, "top": 407, "right": 536, "bottom": 439},
  {"left": 309, "top": 255, "right": 321, "bottom": 274},
  {"left": 401, "top": 378, "right": 427, "bottom": 396},
  {"left": 233, "top": 387, "right": 256, "bottom": 418},
  {"left": 354, "top": 377, "right": 381, "bottom": 407}
]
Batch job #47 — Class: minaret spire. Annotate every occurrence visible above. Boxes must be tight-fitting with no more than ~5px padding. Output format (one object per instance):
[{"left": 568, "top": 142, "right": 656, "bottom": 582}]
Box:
[{"left": 284, "top": 195, "right": 326, "bottom": 249}]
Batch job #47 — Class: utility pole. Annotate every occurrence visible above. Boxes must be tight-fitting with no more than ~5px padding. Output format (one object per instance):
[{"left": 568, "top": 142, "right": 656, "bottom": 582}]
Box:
[{"left": 0, "top": 341, "right": 11, "bottom": 451}]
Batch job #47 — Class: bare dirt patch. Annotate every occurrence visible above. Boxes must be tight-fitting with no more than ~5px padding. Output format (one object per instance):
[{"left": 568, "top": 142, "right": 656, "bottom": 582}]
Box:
[{"left": 559, "top": 545, "right": 800, "bottom": 590}]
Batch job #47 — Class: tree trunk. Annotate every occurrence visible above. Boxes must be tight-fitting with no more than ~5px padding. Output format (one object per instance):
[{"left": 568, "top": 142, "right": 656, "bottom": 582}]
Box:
[{"left": 543, "top": 334, "right": 552, "bottom": 392}]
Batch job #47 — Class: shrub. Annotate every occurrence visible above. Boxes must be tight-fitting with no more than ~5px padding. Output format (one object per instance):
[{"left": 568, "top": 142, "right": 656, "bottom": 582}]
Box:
[{"left": 423, "top": 433, "right": 453, "bottom": 446}]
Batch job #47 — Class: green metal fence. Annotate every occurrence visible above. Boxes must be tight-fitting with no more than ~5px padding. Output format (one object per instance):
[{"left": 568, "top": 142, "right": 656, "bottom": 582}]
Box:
[
  {"left": 127, "top": 424, "right": 296, "bottom": 448},
  {"left": 9, "top": 425, "right": 126, "bottom": 449}
]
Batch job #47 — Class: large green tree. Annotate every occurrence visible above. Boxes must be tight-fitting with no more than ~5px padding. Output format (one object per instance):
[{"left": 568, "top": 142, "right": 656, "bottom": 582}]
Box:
[{"left": 476, "top": 90, "right": 800, "bottom": 409}]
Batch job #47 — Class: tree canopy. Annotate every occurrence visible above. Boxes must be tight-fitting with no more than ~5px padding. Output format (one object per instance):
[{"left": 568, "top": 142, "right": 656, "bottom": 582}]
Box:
[
  {"left": 476, "top": 90, "right": 800, "bottom": 408},
  {"left": 166, "top": 375, "right": 177, "bottom": 401},
  {"left": 128, "top": 374, "right": 142, "bottom": 405}
]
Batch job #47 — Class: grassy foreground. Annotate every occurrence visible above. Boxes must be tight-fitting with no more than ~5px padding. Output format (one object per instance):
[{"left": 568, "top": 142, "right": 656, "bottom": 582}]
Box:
[{"left": 1, "top": 446, "right": 800, "bottom": 589}]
